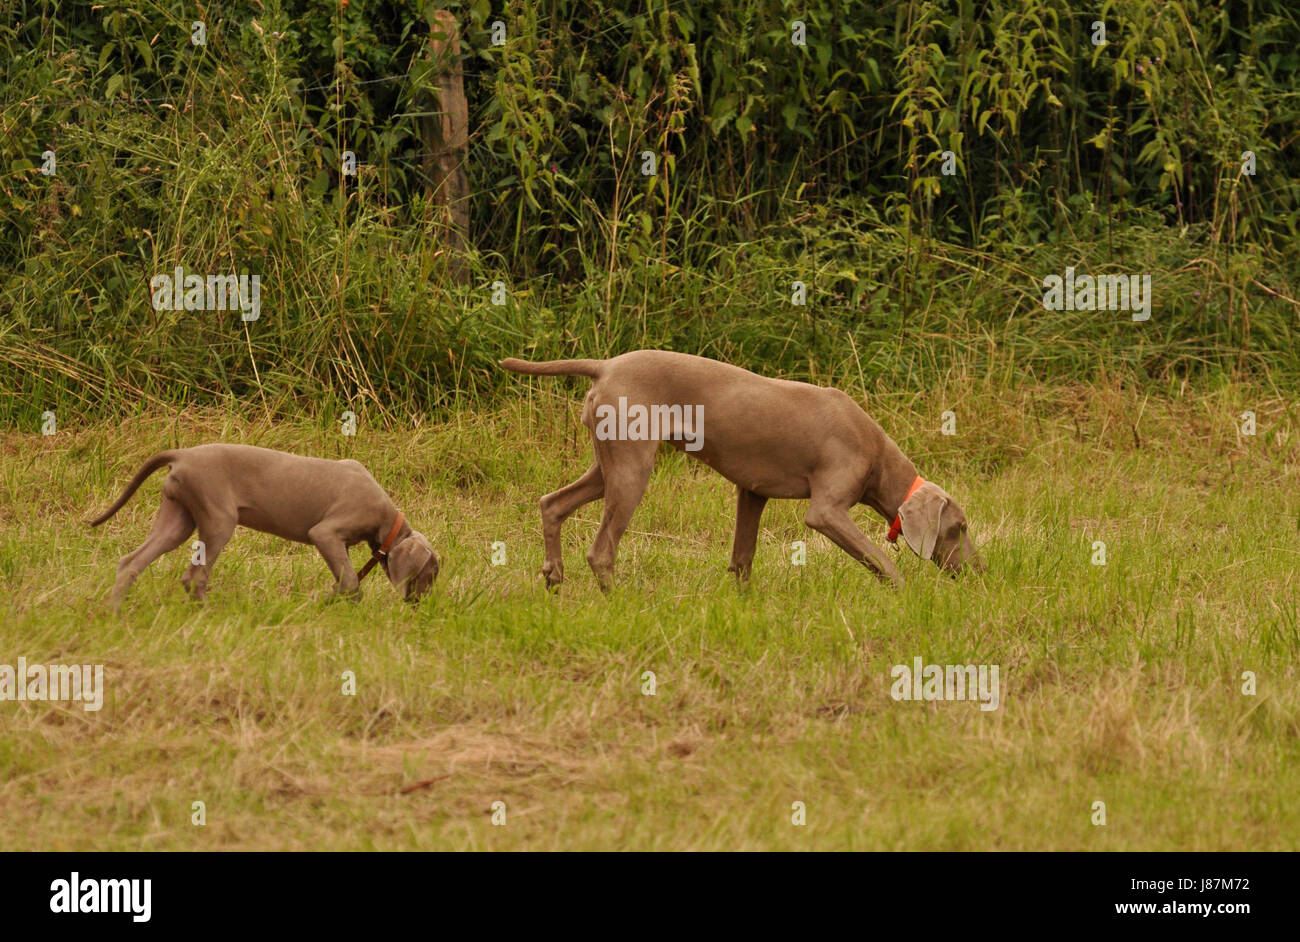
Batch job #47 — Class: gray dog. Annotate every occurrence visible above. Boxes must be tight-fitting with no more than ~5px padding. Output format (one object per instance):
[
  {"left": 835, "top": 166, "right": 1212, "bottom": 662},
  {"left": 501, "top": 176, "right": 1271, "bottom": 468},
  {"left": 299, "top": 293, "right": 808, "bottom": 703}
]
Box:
[
  {"left": 90, "top": 444, "right": 438, "bottom": 604},
  {"left": 502, "top": 350, "right": 982, "bottom": 590}
]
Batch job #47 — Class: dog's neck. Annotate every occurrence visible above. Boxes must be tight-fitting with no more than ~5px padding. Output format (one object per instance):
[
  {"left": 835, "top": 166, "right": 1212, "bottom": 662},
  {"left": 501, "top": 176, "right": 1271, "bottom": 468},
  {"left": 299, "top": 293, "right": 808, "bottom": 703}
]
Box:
[
  {"left": 866, "top": 445, "right": 920, "bottom": 523},
  {"left": 370, "top": 512, "right": 409, "bottom": 552}
]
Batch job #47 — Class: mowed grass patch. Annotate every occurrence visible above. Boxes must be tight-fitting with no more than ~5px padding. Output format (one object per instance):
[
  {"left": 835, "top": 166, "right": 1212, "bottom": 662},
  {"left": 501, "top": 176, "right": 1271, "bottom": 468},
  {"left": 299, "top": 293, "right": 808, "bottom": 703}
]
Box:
[{"left": 0, "top": 378, "right": 1297, "bottom": 850}]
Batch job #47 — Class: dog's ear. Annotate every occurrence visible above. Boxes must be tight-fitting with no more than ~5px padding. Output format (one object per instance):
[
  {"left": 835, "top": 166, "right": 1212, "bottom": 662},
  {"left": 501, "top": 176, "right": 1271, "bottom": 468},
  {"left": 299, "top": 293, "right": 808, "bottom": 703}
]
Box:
[
  {"left": 899, "top": 482, "right": 950, "bottom": 561},
  {"left": 386, "top": 531, "right": 439, "bottom": 601}
]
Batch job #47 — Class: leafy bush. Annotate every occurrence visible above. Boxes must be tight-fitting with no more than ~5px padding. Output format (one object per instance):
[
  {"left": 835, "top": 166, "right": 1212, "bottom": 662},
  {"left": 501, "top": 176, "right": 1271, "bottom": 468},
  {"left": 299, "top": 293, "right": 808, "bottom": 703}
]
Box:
[{"left": 1, "top": 0, "right": 1297, "bottom": 423}]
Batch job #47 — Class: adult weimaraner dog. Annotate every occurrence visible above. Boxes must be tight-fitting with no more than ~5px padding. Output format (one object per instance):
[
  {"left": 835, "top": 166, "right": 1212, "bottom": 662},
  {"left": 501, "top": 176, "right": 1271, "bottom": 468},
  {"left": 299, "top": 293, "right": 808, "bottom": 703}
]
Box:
[
  {"left": 502, "top": 350, "right": 981, "bottom": 590},
  {"left": 90, "top": 444, "right": 438, "bottom": 605}
]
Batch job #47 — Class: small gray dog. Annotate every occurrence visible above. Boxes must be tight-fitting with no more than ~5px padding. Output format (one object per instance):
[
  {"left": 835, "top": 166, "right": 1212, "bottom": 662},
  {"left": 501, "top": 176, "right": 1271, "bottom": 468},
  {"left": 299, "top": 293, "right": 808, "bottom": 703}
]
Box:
[{"left": 90, "top": 444, "right": 438, "bottom": 604}]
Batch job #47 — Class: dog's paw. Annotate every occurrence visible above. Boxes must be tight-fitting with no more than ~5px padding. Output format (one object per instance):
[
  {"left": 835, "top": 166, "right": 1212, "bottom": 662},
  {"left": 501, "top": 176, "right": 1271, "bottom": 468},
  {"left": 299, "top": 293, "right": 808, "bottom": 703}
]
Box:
[
  {"left": 727, "top": 562, "right": 754, "bottom": 582},
  {"left": 540, "top": 560, "right": 564, "bottom": 589},
  {"left": 325, "top": 586, "right": 362, "bottom": 604}
]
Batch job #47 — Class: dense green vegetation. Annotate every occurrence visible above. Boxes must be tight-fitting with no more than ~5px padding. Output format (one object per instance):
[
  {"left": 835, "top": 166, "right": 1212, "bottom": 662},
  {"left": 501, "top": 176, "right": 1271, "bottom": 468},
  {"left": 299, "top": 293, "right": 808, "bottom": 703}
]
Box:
[{"left": 3, "top": 0, "right": 1299, "bottom": 425}]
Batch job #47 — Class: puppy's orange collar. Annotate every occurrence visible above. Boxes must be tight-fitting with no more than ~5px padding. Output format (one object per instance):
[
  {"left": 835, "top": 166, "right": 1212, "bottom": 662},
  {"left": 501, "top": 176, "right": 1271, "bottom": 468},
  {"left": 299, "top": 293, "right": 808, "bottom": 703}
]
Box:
[
  {"left": 357, "top": 512, "right": 405, "bottom": 582},
  {"left": 886, "top": 477, "right": 925, "bottom": 544}
]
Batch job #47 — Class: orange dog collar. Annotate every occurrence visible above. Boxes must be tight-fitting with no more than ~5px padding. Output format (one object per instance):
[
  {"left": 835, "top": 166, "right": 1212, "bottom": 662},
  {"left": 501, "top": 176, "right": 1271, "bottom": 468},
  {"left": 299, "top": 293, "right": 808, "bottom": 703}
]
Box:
[{"left": 886, "top": 477, "right": 925, "bottom": 543}]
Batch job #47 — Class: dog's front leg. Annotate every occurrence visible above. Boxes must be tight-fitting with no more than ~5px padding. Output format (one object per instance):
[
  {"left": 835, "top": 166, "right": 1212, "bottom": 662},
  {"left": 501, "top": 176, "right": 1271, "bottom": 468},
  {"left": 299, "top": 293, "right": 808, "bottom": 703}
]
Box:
[
  {"left": 728, "top": 487, "right": 768, "bottom": 581},
  {"left": 804, "top": 498, "right": 904, "bottom": 587},
  {"left": 308, "top": 525, "right": 361, "bottom": 600}
]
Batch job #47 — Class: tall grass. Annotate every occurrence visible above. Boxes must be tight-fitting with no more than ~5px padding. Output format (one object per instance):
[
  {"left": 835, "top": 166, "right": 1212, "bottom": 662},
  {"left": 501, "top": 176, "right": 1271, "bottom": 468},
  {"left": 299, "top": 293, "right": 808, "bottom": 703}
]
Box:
[
  {"left": 2, "top": 378, "right": 1296, "bottom": 849},
  {"left": 2, "top": 0, "right": 1299, "bottom": 425}
]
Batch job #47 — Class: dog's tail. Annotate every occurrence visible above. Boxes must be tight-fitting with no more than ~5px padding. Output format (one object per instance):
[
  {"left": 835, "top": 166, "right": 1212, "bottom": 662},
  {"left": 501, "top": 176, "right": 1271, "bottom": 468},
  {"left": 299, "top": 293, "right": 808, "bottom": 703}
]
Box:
[
  {"left": 499, "top": 357, "right": 603, "bottom": 379},
  {"left": 88, "top": 450, "right": 179, "bottom": 526}
]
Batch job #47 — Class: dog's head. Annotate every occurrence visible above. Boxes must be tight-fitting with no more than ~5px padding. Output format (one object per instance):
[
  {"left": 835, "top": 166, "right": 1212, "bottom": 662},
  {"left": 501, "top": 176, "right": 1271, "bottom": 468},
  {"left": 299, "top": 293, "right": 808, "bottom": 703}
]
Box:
[
  {"left": 898, "top": 482, "right": 983, "bottom": 575},
  {"left": 385, "top": 530, "right": 439, "bottom": 602}
]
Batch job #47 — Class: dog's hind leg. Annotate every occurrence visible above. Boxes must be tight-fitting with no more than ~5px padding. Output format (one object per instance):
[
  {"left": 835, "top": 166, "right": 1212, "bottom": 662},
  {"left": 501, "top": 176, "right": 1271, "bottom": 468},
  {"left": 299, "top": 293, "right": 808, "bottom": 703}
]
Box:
[
  {"left": 109, "top": 495, "right": 195, "bottom": 607},
  {"left": 585, "top": 440, "right": 656, "bottom": 592},
  {"left": 183, "top": 513, "right": 236, "bottom": 601},
  {"left": 538, "top": 462, "right": 604, "bottom": 588}
]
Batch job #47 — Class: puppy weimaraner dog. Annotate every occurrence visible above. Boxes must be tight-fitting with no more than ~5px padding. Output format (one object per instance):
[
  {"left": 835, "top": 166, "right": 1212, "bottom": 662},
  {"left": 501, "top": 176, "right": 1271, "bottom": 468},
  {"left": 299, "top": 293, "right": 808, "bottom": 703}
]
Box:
[
  {"left": 90, "top": 444, "right": 438, "bottom": 605},
  {"left": 502, "top": 350, "right": 981, "bottom": 590}
]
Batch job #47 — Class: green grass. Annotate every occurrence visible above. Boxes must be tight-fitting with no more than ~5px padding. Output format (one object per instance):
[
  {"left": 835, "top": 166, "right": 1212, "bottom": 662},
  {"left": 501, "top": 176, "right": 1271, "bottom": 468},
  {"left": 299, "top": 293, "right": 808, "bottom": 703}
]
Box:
[{"left": 2, "top": 376, "right": 1298, "bottom": 850}]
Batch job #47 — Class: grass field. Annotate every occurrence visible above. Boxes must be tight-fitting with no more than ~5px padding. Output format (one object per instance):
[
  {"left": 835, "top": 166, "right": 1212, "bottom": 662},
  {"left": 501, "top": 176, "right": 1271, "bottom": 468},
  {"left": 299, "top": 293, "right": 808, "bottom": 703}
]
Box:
[{"left": 2, "top": 376, "right": 1298, "bottom": 850}]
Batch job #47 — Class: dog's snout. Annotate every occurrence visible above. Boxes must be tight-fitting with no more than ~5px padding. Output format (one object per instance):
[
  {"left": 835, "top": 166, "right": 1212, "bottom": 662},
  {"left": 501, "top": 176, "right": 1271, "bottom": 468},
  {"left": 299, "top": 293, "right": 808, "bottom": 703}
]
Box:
[
  {"left": 952, "top": 547, "right": 984, "bottom": 575},
  {"left": 404, "top": 551, "right": 439, "bottom": 603},
  {"left": 939, "top": 532, "right": 982, "bottom": 575}
]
